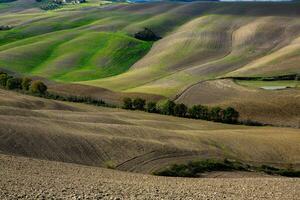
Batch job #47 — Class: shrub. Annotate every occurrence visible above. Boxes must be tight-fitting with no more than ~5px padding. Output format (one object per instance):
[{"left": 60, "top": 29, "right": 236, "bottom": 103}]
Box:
[
  {"left": 0, "top": 25, "right": 12, "bottom": 31},
  {"left": 104, "top": 160, "right": 116, "bottom": 169},
  {"left": 30, "top": 80, "right": 47, "bottom": 94},
  {"left": 160, "top": 100, "right": 176, "bottom": 115},
  {"left": 188, "top": 105, "right": 209, "bottom": 120},
  {"left": 154, "top": 159, "right": 248, "bottom": 178},
  {"left": 239, "top": 119, "right": 263, "bottom": 126},
  {"left": 122, "top": 97, "right": 133, "bottom": 110},
  {"left": 259, "top": 165, "right": 300, "bottom": 177},
  {"left": 133, "top": 98, "right": 146, "bottom": 110},
  {"left": 146, "top": 101, "right": 157, "bottom": 113},
  {"left": 21, "top": 77, "right": 32, "bottom": 91},
  {"left": 0, "top": 73, "right": 9, "bottom": 87},
  {"left": 6, "top": 77, "right": 22, "bottom": 90},
  {"left": 174, "top": 103, "right": 188, "bottom": 117},
  {"left": 155, "top": 160, "right": 300, "bottom": 178},
  {"left": 134, "top": 28, "right": 161, "bottom": 41}
]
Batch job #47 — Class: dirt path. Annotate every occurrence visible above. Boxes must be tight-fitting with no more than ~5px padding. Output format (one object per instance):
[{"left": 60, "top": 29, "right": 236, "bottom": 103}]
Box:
[{"left": 1, "top": 154, "right": 299, "bottom": 200}]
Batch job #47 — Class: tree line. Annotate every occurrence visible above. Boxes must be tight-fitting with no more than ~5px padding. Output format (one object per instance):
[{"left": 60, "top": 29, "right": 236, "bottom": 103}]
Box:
[
  {"left": 0, "top": 71, "right": 116, "bottom": 108},
  {"left": 0, "top": 72, "right": 47, "bottom": 95},
  {"left": 122, "top": 97, "right": 239, "bottom": 124},
  {"left": 0, "top": 71, "right": 239, "bottom": 125}
]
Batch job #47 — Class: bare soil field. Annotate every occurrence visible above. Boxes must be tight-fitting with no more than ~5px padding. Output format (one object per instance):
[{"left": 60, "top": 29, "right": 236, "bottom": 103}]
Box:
[
  {"left": 176, "top": 79, "right": 300, "bottom": 128},
  {"left": 1, "top": 89, "right": 300, "bottom": 173},
  {"left": 0, "top": 154, "right": 299, "bottom": 200}
]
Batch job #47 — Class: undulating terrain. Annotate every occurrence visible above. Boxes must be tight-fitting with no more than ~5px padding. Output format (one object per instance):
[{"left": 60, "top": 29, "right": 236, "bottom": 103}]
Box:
[
  {"left": 1, "top": 89, "right": 300, "bottom": 172},
  {"left": 1, "top": 1, "right": 300, "bottom": 95},
  {"left": 1, "top": 1, "right": 300, "bottom": 199},
  {"left": 1, "top": 0, "right": 300, "bottom": 127},
  {"left": 0, "top": 89, "right": 300, "bottom": 199}
]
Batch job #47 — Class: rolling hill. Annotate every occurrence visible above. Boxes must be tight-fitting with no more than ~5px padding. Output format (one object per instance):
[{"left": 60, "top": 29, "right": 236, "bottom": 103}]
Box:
[
  {"left": 1, "top": 89, "right": 299, "bottom": 173},
  {"left": 1, "top": 1, "right": 300, "bottom": 97},
  {"left": 1, "top": 2, "right": 300, "bottom": 198}
]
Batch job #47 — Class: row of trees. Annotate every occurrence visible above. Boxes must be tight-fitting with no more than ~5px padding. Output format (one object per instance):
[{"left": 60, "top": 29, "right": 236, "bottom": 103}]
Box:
[
  {"left": 0, "top": 72, "right": 47, "bottom": 95},
  {"left": 123, "top": 98, "right": 239, "bottom": 124}
]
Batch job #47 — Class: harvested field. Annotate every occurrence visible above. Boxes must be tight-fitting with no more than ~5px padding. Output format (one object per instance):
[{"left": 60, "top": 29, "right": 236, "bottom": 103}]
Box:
[
  {"left": 1, "top": 89, "right": 300, "bottom": 173},
  {"left": 176, "top": 79, "right": 300, "bottom": 128},
  {"left": 0, "top": 154, "right": 299, "bottom": 200}
]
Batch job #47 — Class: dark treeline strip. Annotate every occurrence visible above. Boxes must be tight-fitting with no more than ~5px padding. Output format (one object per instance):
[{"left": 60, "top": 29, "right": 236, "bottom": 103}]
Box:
[
  {"left": 154, "top": 159, "right": 300, "bottom": 178},
  {"left": 0, "top": 0, "right": 17, "bottom": 3},
  {"left": 0, "top": 71, "right": 47, "bottom": 95},
  {"left": 43, "top": 92, "right": 116, "bottom": 108},
  {"left": 1, "top": 71, "right": 261, "bottom": 126},
  {"left": 0, "top": 25, "right": 13, "bottom": 31},
  {"left": 36, "top": 0, "right": 86, "bottom": 10},
  {"left": 123, "top": 98, "right": 240, "bottom": 125},
  {"left": 229, "top": 74, "right": 299, "bottom": 81},
  {"left": 0, "top": 71, "right": 114, "bottom": 108}
]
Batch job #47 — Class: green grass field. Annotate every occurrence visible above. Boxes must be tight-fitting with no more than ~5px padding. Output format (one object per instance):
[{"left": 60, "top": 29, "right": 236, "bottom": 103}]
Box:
[{"left": 1, "top": 1, "right": 300, "bottom": 97}]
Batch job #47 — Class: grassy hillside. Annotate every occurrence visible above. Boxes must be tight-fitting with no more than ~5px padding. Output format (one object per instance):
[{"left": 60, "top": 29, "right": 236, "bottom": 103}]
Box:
[
  {"left": 0, "top": 31, "right": 152, "bottom": 81},
  {"left": 0, "top": 89, "right": 299, "bottom": 173},
  {"left": 1, "top": 2, "right": 300, "bottom": 97}
]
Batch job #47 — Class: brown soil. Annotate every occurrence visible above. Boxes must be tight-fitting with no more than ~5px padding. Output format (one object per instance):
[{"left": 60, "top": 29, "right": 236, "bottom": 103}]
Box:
[
  {"left": 1, "top": 154, "right": 299, "bottom": 200},
  {"left": 176, "top": 79, "right": 300, "bottom": 128}
]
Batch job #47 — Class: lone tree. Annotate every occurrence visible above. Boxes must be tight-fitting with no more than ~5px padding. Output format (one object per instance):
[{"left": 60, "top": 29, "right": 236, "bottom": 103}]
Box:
[
  {"left": 122, "top": 97, "right": 133, "bottom": 110},
  {"left": 134, "top": 28, "right": 161, "bottom": 41},
  {"left": 21, "top": 77, "right": 32, "bottom": 91},
  {"left": 146, "top": 102, "right": 157, "bottom": 113},
  {"left": 6, "top": 77, "right": 22, "bottom": 90},
  {"left": 160, "top": 100, "right": 176, "bottom": 115},
  {"left": 174, "top": 103, "right": 188, "bottom": 117},
  {"left": 30, "top": 80, "right": 47, "bottom": 95},
  {"left": 133, "top": 98, "right": 146, "bottom": 110}
]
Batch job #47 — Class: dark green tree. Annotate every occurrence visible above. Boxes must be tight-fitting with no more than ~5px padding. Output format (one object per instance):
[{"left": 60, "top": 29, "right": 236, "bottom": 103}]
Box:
[
  {"left": 188, "top": 105, "right": 209, "bottom": 120},
  {"left": 6, "top": 77, "right": 22, "bottom": 90},
  {"left": 122, "top": 97, "right": 133, "bottom": 110},
  {"left": 21, "top": 77, "right": 32, "bottom": 91},
  {"left": 174, "top": 103, "right": 188, "bottom": 117},
  {"left": 133, "top": 98, "right": 146, "bottom": 110},
  {"left": 160, "top": 100, "right": 176, "bottom": 115},
  {"left": 222, "top": 107, "right": 239, "bottom": 124},
  {"left": 134, "top": 28, "right": 161, "bottom": 41},
  {"left": 146, "top": 102, "right": 157, "bottom": 113},
  {"left": 30, "top": 80, "right": 47, "bottom": 94},
  {"left": 0, "top": 73, "right": 9, "bottom": 87},
  {"left": 210, "top": 107, "right": 223, "bottom": 122}
]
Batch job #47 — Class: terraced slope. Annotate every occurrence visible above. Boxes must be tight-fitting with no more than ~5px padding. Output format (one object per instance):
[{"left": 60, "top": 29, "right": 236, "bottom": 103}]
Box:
[
  {"left": 1, "top": 89, "right": 299, "bottom": 173},
  {"left": 1, "top": 2, "right": 300, "bottom": 97}
]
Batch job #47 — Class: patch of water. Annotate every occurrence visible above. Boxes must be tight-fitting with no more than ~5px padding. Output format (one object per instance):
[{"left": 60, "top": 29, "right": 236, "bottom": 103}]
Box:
[{"left": 260, "top": 86, "right": 288, "bottom": 90}]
